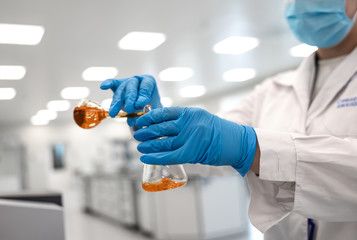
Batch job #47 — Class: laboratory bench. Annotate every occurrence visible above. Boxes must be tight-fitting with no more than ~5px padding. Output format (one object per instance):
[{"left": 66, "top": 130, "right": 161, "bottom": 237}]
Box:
[{"left": 81, "top": 171, "right": 250, "bottom": 240}]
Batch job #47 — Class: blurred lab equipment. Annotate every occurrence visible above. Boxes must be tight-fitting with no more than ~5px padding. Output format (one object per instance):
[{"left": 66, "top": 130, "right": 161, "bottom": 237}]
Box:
[
  {"left": 82, "top": 172, "right": 250, "bottom": 240},
  {"left": 0, "top": 192, "right": 64, "bottom": 240},
  {"left": 0, "top": 136, "right": 27, "bottom": 192}
]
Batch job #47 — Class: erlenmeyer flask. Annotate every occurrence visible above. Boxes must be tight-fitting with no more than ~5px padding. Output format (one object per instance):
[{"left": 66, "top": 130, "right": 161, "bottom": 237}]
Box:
[
  {"left": 142, "top": 164, "right": 187, "bottom": 192},
  {"left": 140, "top": 107, "right": 187, "bottom": 192}
]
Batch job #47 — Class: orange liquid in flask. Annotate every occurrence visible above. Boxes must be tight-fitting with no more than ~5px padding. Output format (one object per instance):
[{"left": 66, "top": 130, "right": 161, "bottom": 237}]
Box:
[
  {"left": 73, "top": 99, "right": 148, "bottom": 129},
  {"left": 142, "top": 177, "right": 186, "bottom": 192}
]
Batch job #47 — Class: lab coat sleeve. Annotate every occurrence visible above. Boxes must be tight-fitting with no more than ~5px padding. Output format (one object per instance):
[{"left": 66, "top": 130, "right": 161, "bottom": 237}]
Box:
[
  {"left": 255, "top": 129, "right": 357, "bottom": 223},
  {"left": 219, "top": 80, "right": 295, "bottom": 231},
  {"left": 220, "top": 81, "right": 297, "bottom": 231},
  {"left": 220, "top": 77, "right": 357, "bottom": 232}
]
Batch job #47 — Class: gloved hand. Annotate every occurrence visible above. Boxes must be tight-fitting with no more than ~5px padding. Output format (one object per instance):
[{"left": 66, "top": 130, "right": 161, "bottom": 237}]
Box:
[
  {"left": 134, "top": 107, "right": 257, "bottom": 177},
  {"left": 100, "top": 75, "right": 162, "bottom": 126}
]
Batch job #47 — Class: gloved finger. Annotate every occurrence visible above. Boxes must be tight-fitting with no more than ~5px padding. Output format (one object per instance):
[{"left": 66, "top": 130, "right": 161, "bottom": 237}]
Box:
[
  {"left": 134, "top": 120, "right": 179, "bottom": 141},
  {"left": 135, "top": 76, "right": 156, "bottom": 108},
  {"left": 100, "top": 79, "right": 121, "bottom": 91},
  {"left": 127, "top": 118, "right": 137, "bottom": 127},
  {"left": 136, "top": 107, "right": 183, "bottom": 128},
  {"left": 137, "top": 136, "right": 178, "bottom": 154},
  {"left": 130, "top": 125, "right": 139, "bottom": 133},
  {"left": 140, "top": 149, "right": 183, "bottom": 165},
  {"left": 124, "top": 77, "right": 139, "bottom": 113},
  {"left": 109, "top": 83, "right": 126, "bottom": 117}
]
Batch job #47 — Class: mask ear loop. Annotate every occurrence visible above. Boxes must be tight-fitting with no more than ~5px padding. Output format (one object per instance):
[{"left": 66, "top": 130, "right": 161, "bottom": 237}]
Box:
[{"left": 353, "top": 11, "right": 357, "bottom": 21}]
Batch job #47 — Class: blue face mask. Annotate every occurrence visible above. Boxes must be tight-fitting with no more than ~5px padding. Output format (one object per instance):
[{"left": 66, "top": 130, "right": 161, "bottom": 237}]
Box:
[{"left": 285, "top": 0, "right": 355, "bottom": 48}]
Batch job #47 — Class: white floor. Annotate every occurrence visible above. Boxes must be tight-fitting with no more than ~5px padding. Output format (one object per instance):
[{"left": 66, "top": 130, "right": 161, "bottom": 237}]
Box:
[
  {"left": 63, "top": 190, "right": 263, "bottom": 240},
  {"left": 64, "top": 189, "right": 150, "bottom": 240},
  {"left": 65, "top": 209, "right": 150, "bottom": 240}
]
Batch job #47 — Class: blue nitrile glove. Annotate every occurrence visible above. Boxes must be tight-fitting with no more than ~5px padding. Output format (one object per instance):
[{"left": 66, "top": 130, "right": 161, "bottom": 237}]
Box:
[
  {"left": 134, "top": 107, "right": 257, "bottom": 177},
  {"left": 100, "top": 75, "right": 162, "bottom": 126}
]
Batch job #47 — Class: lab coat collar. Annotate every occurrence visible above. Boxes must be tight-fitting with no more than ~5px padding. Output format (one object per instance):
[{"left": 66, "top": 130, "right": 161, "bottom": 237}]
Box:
[
  {"left": 272, "top": 53, "right": 316, "bottom": 88},
  {"left": 273, "top": 47, "right": 357, "bottom": 115},
  {"left": 291, "top": 53, "right": 317, "bottom": 114},
  {"left": 308, "top": 47, "right": 357, "bottom": 116},
  {"left": 269, "top": 53, "right": 316, "bottom": 130},
  {"left": 275, "top": 52, "right": 317, "bottom": 114}
]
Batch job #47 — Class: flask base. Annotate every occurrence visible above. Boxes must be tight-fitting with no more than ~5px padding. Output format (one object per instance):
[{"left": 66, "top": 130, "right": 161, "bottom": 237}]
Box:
[{"left": 142, "top": 178, "right": 186, "bottom": 192}]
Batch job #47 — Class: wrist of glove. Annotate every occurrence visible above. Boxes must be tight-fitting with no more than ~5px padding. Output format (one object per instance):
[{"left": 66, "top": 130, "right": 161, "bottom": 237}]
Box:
[
  {"left": 220, "top": 118, "right": 257, "bottom": 176},
  {"left": 133, "top": 107, "right": 257, "bottom": 177}
]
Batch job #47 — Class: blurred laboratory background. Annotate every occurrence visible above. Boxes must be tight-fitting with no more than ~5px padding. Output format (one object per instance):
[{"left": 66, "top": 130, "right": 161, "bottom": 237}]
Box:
[{"left": 0, "top": 0, "right": 314, "bottom": 239}]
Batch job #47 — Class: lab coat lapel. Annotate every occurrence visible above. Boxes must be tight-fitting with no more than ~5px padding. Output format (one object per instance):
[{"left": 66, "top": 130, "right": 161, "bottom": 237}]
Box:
[
  {"left": 291, "top": 53, "right": 316, "bottom": 120},
  {"left": 308, "top": 47, "right": 357, "bottom": 117}
]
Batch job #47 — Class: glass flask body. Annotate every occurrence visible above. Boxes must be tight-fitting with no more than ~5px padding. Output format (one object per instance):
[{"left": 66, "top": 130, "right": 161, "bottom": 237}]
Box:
[
  {"left": 142, "top": 164, "right": 187, "bottom": 192},
  {"left": 73, "top": 98, "right": 148, "bottom": 129}
]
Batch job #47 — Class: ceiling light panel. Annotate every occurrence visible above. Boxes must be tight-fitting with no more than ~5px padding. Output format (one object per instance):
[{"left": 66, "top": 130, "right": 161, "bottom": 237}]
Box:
[
  {"left": 0, "top": 24, "right": 45, "bottom": 45},
  {"left": 61, "top": 87, "right": 89, "bottom": 99},
  {"left": 30, "top": 115, "right": 49, "bottom": 126},
  {"left": 213, "top": 36, "right": 259, "bottom": 55},
  {"left": 161, "top": 97, "right": 173, "bottom": 107},
  {"left": 0, "top": 66, "right": 26, "bottom": 80},
  {"left": 82, "top": 67, "right": 118, "bottom": 81},
  {"left": 37, "top": 109, "right": 57, "bottom": 120},
  {"left": 47, "top": 100, "right": 71, "bottom": 111},
  {"left": 179, "top": 85, "right": 206, "bottom": 98},
  {"left": 0, "top": 88, "right": 16, "bottom": 100},
  {"left": 159, "top": 67, "right": 194, "bottom": 82},
  {"left": 290, "top": 44, "right": 317, "bottom": 57},
  {"left": 223, "top": 68, "right": 257, "bottom": 82},
  {"left": 101, "top": 98, "right": 112, "bottom": 110},
  {"left": 118, "top": 32, "right": 166, "bottom": 51}
]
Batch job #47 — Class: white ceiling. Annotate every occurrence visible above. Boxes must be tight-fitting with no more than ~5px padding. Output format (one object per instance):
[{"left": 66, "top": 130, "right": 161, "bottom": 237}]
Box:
[{"left": 0, "top": 0, "right": 302, "bottom": 127}]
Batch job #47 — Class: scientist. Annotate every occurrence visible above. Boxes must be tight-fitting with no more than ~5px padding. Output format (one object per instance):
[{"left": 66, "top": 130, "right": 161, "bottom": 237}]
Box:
[{"left": 100, "top": 0, "right": 357, "bottom": 239}]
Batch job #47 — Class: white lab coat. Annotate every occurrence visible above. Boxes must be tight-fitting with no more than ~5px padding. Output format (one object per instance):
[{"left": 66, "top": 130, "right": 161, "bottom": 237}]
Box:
[{"left": 221, "top": 47, "right": 357, "bottom": 240}]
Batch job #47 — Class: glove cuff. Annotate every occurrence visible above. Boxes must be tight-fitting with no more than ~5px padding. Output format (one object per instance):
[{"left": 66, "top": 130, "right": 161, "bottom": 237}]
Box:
[
  {"left": 233, "top": 126, "right": 257, "bottom": 177},
  {"left": 220, "top": 119, "right": 257, "bottom": 177}
]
